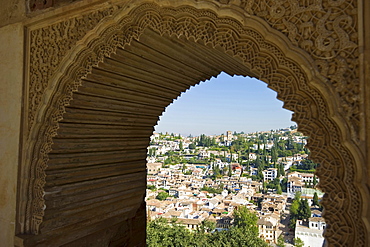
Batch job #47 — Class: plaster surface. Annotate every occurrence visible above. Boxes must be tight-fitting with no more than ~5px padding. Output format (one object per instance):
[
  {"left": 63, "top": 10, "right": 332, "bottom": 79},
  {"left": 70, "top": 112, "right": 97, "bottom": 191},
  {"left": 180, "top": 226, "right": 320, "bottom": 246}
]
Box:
[
  {"left": 0, "top": 0, "right": 26, "bottom": 28},
  {"left": 0, "top": 22, "right": 24, "bottom": 246}
]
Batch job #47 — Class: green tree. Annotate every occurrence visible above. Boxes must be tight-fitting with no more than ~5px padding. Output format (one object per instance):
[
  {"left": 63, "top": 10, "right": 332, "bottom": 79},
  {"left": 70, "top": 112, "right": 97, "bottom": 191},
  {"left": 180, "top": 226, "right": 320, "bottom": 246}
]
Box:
[
  {"left": 271, "top": 146, "right": 278, "bottom": 164},
  {"left": 312, "top": 192, "right": 320, "bottom": 206},
  {"left": 148, "top": 147, "right": 156, "bottom": 157},
  {"left": 289, "top": 218, "right": 297, "bottom": 230},
  {"left": 313, "top": 175, "right": 318, "bottom": 187},
  {"left": 276, "top": 183, "right": 282, "bottom": 194},
  {"left": 147, "top": 218, "right": 192, "bottom": 246},
  {"left": 279, "top": 164, "right": 285, "bottom": 176},
  {"left": 294, "top": 191, "right": 302, "bottom": 200},
  {"left": 290, "top": 199, "right": 300, "bottom": 217},
  {"left": 262, "top": 180, "right": 267, "bottom": 194},
  {"left": 189, "top": 143, "right": 196, "bottom": 149},
  {"left": 199, "top": 219, "right": 216, "bottom": 233},
  {"left": 156, "top": 191, "right": 170, "bottom": 201},
  {"left": 232, "top": 206, "right": 258, "bottom": 236},
  {"left": 289, "top": 192, "right": 301, "bottom": 229},
  {"left": 294, "top": 237, "right": 304, "bottom": 247},
  {"left": 212, "top": 164, "right": 221, "bottom": 180},
  {"left": 207, "top": 227, "right": 268, "bottom": 247},
  {"left": 147, "top": 185, "right": 156, "bottom": 191},
  {"left": 147, "top": 217, "right": 269, "bottom": 247},
  {"left": 298, "top": 199, "right": 311, "bottom": 221},
  {"left": 280, "top": 177, "right": 288, "bottom": 192},
  {"left": 277, "top": 235, "right": 285, "bottom": 247},
  {"left": 201, "top": 186, "right": 222, "bottom": 194},
  {"left": 297, "top": 159, "right": 318, "bottom": 171},
  {"left": 255, "top": 157, "right": 264, "bottom": 181},
  {"left": 179, "top": 141, "right": 183, "bottom": 151}
]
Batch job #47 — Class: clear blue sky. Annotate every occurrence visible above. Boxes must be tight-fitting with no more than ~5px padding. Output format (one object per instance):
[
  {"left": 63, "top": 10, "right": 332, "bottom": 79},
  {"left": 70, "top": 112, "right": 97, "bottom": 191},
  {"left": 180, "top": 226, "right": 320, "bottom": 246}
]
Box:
[{"left": 154, "top": 72, "right": 295, "bottom": 136}]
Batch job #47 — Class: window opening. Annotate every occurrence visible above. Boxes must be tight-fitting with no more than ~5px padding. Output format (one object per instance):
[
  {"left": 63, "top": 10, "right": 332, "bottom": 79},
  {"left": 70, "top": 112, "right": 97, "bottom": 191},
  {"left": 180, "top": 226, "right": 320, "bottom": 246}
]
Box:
[{"left": 146, "top": 73, "right": 323, "bottom": 246}]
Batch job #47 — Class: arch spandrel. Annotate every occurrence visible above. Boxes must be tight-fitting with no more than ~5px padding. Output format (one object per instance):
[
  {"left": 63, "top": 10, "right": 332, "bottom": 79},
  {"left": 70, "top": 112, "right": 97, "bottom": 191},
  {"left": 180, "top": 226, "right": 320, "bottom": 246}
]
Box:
[{"left": 18, "top": 1, "right": 367, "bottom": 246}]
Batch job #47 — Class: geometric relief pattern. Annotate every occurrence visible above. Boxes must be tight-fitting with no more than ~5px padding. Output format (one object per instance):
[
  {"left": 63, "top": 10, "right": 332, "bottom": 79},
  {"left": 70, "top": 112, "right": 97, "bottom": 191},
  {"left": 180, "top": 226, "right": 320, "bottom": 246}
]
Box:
[
  {"left": 27, "top": 5, "right": 121, "bottom": 132},
  {"left": 24, "top": 1, "right": 365, "bottom": 246},
  {"left": 236, "top": 0, "right": 361, "bottom": 140}
]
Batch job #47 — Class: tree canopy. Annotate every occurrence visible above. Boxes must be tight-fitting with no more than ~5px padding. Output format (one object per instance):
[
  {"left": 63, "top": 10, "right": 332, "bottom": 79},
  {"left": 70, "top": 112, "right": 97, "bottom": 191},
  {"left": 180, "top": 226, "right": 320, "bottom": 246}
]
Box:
[
  {"left": 147, "top": 206, "right": 268, "bottom": 247},
  {"left": 312, "top": 192, "right": 320, "bottom": 206},
  {"left": 156, "top": 191, "right": 170, "bottom": 201},
  {"left": 289, "top": 192, "right": 311, "bottom": 229},
  {"left": 276, "top": 235, "right": 285, "bottom": 247},
  {"left": 232, "top": 206, "right": 259, "bottom": 236},
  {"left": 294, "top": 237, "right": 304, "bottom": 247}
]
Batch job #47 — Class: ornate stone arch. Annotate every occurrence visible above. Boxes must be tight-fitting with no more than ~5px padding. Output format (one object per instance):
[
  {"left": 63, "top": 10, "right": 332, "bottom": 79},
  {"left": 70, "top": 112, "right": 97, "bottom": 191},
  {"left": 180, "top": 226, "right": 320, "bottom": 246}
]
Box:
[{"left": 18, "top": 0, "right": 367, "bottom": 246}]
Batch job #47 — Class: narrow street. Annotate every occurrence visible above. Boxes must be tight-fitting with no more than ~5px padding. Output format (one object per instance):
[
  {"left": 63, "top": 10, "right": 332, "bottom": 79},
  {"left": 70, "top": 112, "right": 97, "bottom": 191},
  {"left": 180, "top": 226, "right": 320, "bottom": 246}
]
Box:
[{"left": 279, "top": 203, "right": 294, "bottom": 246}]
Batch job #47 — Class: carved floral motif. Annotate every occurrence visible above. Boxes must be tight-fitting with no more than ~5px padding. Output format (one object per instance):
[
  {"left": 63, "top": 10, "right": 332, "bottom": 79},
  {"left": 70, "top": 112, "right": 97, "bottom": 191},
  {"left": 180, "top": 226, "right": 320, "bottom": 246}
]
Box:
[
  {"left": 27, "top": 6, "right": 120, "bottom": 131},
  {"left": 231, "top": 0, "right": 360, "bottom": 139},
  {"left": 27, "top": 1, "right": 361, "bottom": 136},
  {"left": 24, "top": 1, "right": 364, "bottom": 246}
]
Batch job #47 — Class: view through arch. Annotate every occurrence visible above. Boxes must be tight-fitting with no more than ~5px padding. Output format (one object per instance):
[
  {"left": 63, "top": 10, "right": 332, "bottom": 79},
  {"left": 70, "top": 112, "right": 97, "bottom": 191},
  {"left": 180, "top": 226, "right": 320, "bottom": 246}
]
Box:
[
  {"left": 146, "top": 73, "right": 323, "bottom": 246},
  {"left": 16, "top": 2, "right": 367, "bottom": 246},
  {"left": 155, "top": 73, "right": 295, "bottom": 136}
]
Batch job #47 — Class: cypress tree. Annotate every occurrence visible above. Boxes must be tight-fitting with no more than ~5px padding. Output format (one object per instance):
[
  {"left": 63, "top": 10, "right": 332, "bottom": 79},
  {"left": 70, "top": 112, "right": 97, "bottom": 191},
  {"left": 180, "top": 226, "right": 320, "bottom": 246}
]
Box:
[
  {"left": 276, "top": 184, "right": 282, "bottom": 195},
  {"left": 228, "top": 164, "right": 232, "bottom": 177},
  {"left": 313, "top": 175, "right": 318, "bottom": 187},
  {"left": 312, "top": 192, "right": 320, "bottom": 206},
  {"left": 299, "top": 199, "right": 311, "bottom": 221}
]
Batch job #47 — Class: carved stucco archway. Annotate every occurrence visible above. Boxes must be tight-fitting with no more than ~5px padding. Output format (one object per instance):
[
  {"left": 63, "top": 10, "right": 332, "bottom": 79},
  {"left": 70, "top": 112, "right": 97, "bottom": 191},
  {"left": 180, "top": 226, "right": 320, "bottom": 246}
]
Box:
[{"left": 17, "top": 0, "right": 367, "bottom": 246}]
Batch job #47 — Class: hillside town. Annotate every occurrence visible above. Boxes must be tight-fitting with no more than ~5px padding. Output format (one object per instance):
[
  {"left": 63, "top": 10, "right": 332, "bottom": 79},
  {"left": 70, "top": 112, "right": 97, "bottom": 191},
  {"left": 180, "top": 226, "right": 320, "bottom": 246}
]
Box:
[{"left": 146, "top": 127, "right": 325, "bottom": 246}]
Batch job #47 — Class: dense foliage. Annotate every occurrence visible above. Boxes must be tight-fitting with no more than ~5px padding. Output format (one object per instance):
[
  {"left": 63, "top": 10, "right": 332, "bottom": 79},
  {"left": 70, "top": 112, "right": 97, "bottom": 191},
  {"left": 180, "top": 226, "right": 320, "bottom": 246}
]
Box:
[
  {"left": 196, "top": 134, "right": 217, "bottom": 147},
  {"left": 294, "top": 237, "right": 304, "bottom": 247},
  {"left": 312, "top": 192, "right": 320, "bottom": 207},
  {"left": 289, "top": 192, "right": 311, "bottom": 229},
  {"left": 156, "top": 191, "right": 170, "bottom": 201},
  {"left": 147, "top": 185, "right": 156, "bottom": 191},
  {"left": 276, "top": 236, "right": 285, "bottom": 247},
  {"left": 289, "top": 159, "right": 319, "bottom": 173},
  {"left": 201, "top": 185, "right": 223, "bottom": 194},
  {"left": 147, "top": 206, "right": 269, "bottom": 247}
]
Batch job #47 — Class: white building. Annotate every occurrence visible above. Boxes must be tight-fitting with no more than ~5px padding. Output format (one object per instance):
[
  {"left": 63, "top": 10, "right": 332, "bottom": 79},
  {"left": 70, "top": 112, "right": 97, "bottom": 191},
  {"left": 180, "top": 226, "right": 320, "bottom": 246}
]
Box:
[
  {"left": 146, "top": 162, "right": 162, "bottom": 175},
  {"left": 248, "top": 153, "right": 257, "bottom": 160},
  {"left": 263, "top": 168, "right": 278, "bottom": 181},
  {"left": 250, "top": 167, "right": 258, "bottom": 176},
  {"left": 295, "top": 217, "right": 326, "bottom": 247},
  {"left": 289, "top": 171, "right": 316, "bottom": 183},
  {"left": 287, "top": 176, "right": 303, "bottom": 194},
  {"left": 287, "top": 171, "right": 319, "bottom": 195}
]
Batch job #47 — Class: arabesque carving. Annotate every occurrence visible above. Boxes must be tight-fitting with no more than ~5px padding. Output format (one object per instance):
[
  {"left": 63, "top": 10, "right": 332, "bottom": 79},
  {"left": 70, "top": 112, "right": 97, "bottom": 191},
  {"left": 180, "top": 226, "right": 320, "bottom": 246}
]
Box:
[
  {"left": 230, "top": 0, "right": 360, "bottom": 138},
  {"left": 23, "top": 1, "right": 365, "bottom": 246},
  {"left": 27, "top": 1, "right": 361, "bottom": 140},
  {"left": 27, "top": 5, "right": 121, "bottom": 131}
]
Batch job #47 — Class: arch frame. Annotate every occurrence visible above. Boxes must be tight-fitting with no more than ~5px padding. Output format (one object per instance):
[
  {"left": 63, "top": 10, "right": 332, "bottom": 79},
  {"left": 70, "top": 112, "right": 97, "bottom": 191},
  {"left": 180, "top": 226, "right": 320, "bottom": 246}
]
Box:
[{"left": 17, "top": 0, "right": 368, "bottom": 245}]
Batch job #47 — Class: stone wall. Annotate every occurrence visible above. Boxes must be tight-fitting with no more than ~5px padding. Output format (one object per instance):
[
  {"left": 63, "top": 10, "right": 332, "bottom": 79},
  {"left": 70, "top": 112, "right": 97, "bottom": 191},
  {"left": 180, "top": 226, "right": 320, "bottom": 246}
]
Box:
[
  {"left": 0, "top": 0, "right": 26, "bottom": 28},
  {"left": 0, "top": 23, "right": 24, "bottom": 246}
]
